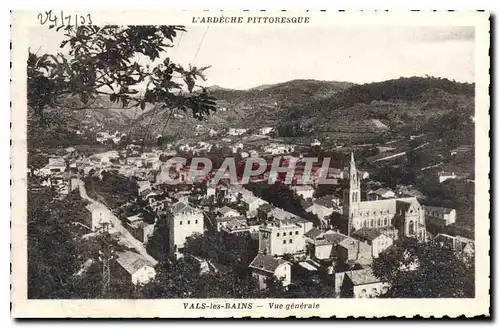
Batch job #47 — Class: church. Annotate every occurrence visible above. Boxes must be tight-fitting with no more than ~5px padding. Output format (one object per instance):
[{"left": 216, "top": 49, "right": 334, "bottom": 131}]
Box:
[{"left": 343, "top": 153, "right": 426, "bottom": 241}]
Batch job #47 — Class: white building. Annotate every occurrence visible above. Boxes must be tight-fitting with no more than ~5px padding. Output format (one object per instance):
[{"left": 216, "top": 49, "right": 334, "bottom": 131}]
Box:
[
  {"left": 86, "top": 203, "right": 114, "bottom": 231},
  {"left": 258, "top": 218, "right": 312, "bottom": 257},
  {"left": 167, "top": 202, "right": 204, "bottom": 259},
  {"left": 438, "top": 171, "right": 468, "bottom": 183},
  {"left": 38, "top": 157, "right": 66, "bottom": 176},
  {"left": 434, "top": 233, "right": 474, "bottom": 258},
  {"left": 214, "top": 215, "right": 246, "bottom": 232},
  {"left": 311, "top": 139, "right": 321, "bottom": 147},
  {"left": 424, "top": 206, "right": 457, "bottom": 226},
  {"left": 241, "top": 195, "right": 267, "bottom": 216},
  {"left": 291, "top": 185, "right": 315, "bottom": 200},
  {"left": 249, "top": 254, "right": 292, "bottom": 289},
  {"left": 335, "top": 268, "right": 388, "bottom": 298},
  {"left": 115, "top": 251, "right": 156, "bottom": 285},
  {"left": 352, "top": 227, "right": 394, "bottom": 258},
  {"left": 216, "top": 206, "right": 240, "bottom": 218},
  {"left": 228, "top": 128, "right": 247, "bottom": 136},
  {"left": 259, "top": 127, "right": 274, "bottom": 135},
  {"left": 367, "top": 188, "right": 396, "bottom": 201},
  {"left": 209, "top": 129, "right": 218, "bottom": 137}
]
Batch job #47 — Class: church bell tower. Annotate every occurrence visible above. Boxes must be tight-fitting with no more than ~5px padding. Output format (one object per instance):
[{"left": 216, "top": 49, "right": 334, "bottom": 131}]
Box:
[{"left": 343, "top": 153, "right": 360, "bottom": 235}]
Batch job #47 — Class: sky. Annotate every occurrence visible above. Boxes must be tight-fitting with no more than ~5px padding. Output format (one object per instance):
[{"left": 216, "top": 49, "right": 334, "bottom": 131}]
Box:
[{"left": 29, "top": 25, "right": 475, "bottom": 90}]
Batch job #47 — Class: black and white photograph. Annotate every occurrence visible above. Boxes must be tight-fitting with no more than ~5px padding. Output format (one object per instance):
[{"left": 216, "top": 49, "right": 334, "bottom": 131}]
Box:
[{"left": 11, "top": 10, "right": 490, "bottom": 318}]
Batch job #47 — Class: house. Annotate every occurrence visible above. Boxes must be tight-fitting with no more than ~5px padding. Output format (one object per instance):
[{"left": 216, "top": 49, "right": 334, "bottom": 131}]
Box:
[
  {"left": 214, "top": 215, "right": 246, "bottom": 232},
  {"left": 307, "top": 230, "right": 372, "bottom": 265},
  {"left": 397, "top": 185, "right": 426, "bottom": 201},
  {"left": 311, "top": 139, "right": 321, "bottom": 147},
  {"left": 167, "top": 201, "right": 204, "bottom": 259},
  {"left": 367, "top": 188, "right": 395, "bottom": 201},
  {"left": 90, "top": 151, "right": 119, "bottom": 164},
  {"left": 336, "top": 268, "right": 388, "bottom": 298},
  {"left": 424, "top": 206, "right": 457, "bottom": 226},
  {"left": 258, "top": 217, "right": 312, "bottom": 257},
  {"left": 249, "top": 254, "right": 292, "bottom": 289},
  {"left": 115, "top": 251, "right": 156, "bottom": 285},
  {"left": 137, "top": 180, "right": 152, "bottom": 196},
  {"left": 125, "top": 214, "right": 155, "bottom": 244},
  {"left": 259, "top": 127, "right": 274, "bottom": 135},
  {"left": 216, "top": 206, "right": 240, "bottom": 218},
  {"left": 305, "top": 201, "right": 334, "bottom": 221},
  {"left": 351, "top": 227, "right": 394, "bottom": 258},
  {"left": 438, "top": 171, "right": 469, "bottom": 183},
  {"left": 220, "top": 217, "right": 250, "bottom": 235},
  {"left": 38, "top": 157, "right": 66, "bottom": 176},
  {"left": 228, "top": 128, "right": 247, "bottom": 136},
  {"left": 206, "top": 184, "right": 216, "bottom": 199},
  {"left": 434, "top": 233, "right": 474, "bottom": 257},
  {"left": 86, "top": 203, "right": 113, "bottom": 231},
  {"left": 291, "top": 185, "right": 315, "bottom": 200},
  {"left": 241, "top": 195, "right": 267, "bottom": 216}
]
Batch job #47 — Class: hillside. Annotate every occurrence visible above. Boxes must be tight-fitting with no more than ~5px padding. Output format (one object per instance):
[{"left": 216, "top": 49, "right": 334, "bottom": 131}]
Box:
[
  {"left": 276, "top": 77, "right": 475, "bottom": 145},
  {"left": 128, "top": 79, "right": 353, "bottom": 140},
  {"left": 29, "top": 77, "right": 475, "bottom": 148}
]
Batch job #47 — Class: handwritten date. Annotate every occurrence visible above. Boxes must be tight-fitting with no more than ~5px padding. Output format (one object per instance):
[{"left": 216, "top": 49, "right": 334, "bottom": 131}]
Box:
[{"left": 37, "top": 10, "right": 92, "bottom": 28}]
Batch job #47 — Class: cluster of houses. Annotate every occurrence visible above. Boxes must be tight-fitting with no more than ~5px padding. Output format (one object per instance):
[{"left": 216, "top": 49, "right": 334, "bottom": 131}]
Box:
[{"left": 35, "top": 136, "right": 474, "bottom": 296}]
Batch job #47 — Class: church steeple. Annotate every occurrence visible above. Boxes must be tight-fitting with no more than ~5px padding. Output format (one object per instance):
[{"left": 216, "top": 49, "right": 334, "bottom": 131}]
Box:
[{"left": 344, "top": 153, "right": 361, "bottom": 235}]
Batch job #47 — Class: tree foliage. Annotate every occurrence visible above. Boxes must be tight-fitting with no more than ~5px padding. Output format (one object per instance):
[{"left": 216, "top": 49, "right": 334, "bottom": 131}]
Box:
[
  {"left": 28, "top": 25, "right": 217, "bottom": 122},
  {"left": 27, "top": 187, "right": 99, "bottom": 298},
  {"left": 372, "top": 238, "right": 474, "bottom": 298}
]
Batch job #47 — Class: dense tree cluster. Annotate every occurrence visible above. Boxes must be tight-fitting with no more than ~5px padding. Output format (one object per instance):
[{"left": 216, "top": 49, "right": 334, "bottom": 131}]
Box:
[{"left": 372, "top": 238, "right": 474, "bottom": 298}]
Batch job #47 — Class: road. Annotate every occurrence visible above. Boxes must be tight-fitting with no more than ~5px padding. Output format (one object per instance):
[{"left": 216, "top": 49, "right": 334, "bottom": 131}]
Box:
[{"left": 78, "top": 179, "right": 158, "bottom": 266}]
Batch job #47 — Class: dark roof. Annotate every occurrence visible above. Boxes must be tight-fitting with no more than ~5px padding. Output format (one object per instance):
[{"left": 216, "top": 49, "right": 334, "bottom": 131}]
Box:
[
  {"left": 216, "top": 215, "right": 245, "bottom": 223},
  {"left": 249, "top": 254, "right": 290, "bottom": 274},
  {"left": 352, "top": 227, "right": 384, "bottom": 242},
  {"left": 345, "top": 268, "right": 380, "bottom": 286},
  {"left": 323, "top": 231, "right": 348, "bottom": 244},
  {"left": 368, "top": 188, "right": 394, "bottom": 196},
  {"left": 424, "top": 206, "right": 454, "bottom": 214},
  {"left": 116, "top": 251, "right": 153, "bottom": 275},
  {"left": 304, "top": 227, "right": 323, "bottom": 239},
  {"left": 216, "top": 206, "right": 238, "bottom": 215},
  {"left": 170, "top": 201, "right": 199, "bottom": 215}
]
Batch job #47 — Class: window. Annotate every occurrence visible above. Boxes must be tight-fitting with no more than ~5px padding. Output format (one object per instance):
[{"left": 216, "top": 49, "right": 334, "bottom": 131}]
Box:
[
  {"left": 289, "top": 239, "right": 293, "bottom": 243},
  {"left": 180, "top": 221, "right": 182, "bottom": 225},
  {"left": 277, "top": 233, "right": 280, "bottom": 237},
  {"left": 377, "top": 218, "right": 381, "bottom": 226},
  {"left": 295, "top": 231, "right": 299, "bottom": 235},
  {"left": 195, "top": 220, "right": 198, "bottom": 224},
  {"left": 384, "top": 217, "right": 388, "bottom": 225},
  {"left": 289, "top": 232, "right": 293, "bottom": 236},
  {"left": 370, "top": 219, "right": 374, "bottom": 227},
  {"left": 188, "top": 220, "right": 190, "bottom": 224},
  {"left": 409, "top": 220, "right": 415, "bottom": 235},
  {"left": 283, "top": 240, "right": 286, "bottom": 244}
]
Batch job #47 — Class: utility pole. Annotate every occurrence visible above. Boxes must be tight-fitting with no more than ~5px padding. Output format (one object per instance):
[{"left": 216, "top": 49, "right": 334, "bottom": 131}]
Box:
[{"left": 97, "top": 222, "right": 115, "bottom": 297}]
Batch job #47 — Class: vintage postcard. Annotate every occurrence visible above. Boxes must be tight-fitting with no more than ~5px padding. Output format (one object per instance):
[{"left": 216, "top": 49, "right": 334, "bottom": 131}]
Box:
[{"left": 11, "top": 10, "right": 490, "bottom": 318}]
